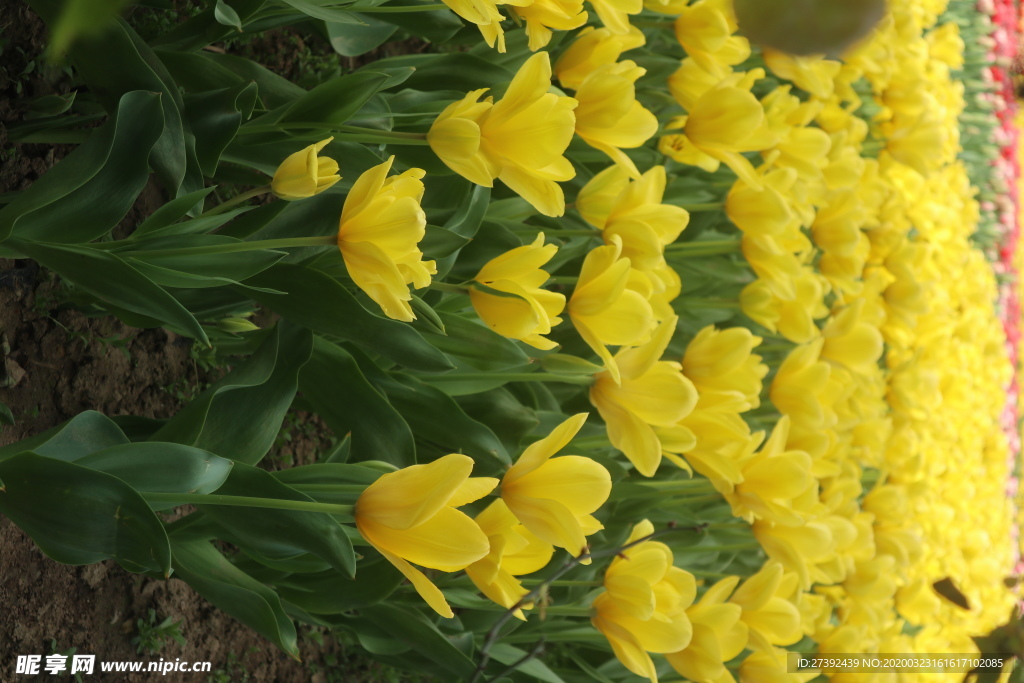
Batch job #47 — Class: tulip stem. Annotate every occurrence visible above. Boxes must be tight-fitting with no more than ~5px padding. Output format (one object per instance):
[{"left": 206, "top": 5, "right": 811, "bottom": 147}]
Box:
[
  {"left": 120, "top": 235, "right": 338, "bottom": 258},
  {"left": 240, "top": 123, "right": 430, "bottom": 145},
  {"left": 289, "top": 484, "right": 368, "bottom": 493},
  {"left": 676, "top": 202, "right": 724, "bottom": 212},
  {"left": 204, "top": 185, "right": 272, "bottom": 216},
  {"left": 641, "top": 478, "right": 714, "bottom": 491},
  {"left": 679, "top": 298, "right": 742, "bottom": 309},
  {"left": 349, "top": 2, "right": 449, "bottom": 10},
  {"left": 666, "top": 239, "right": 740, "bottom": 256},
  {"left": 675, "top": 542, "right": 759, "bottom": 553},
  {"left": 540, "top": 606, "right": 592, "bottom": 616},
  {"left": 427, "top": 372, "right": 593, "bottom": 386},
  {"left": 521, "top": 579, "right": 602, "bottom": 587},
  {"left": 428, "top": 282, "right": 470, "bottom": 295},
  {"left": 142, "top": 492, "right": 354, "bottom": 516}
]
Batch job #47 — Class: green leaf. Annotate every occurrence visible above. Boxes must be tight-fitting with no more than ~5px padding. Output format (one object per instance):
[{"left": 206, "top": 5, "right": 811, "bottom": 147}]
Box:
[
  {"left": 198, "top": 462, "right": 356, "bottom": 577},
  {"left": 489, "top": 643, "right": 566, "bottom": 683},
  {"left": 25, "top": 4, "right": 203, "bottom": 202},
  {"left": 355, "top": 604, "right": 477, "bottom": 679},
  {"left": 242, "top": 263, "right": 454, "bottom": 372},
  {"left": 25, "top": 91, "right": 77, "bottom": 119},
  {"left": 121, "top": 234, "right": 285, "bottom": 283},
  {"left": 11, "top": 241, "right": 209, "bottom": 345},
  {"left": 0, "top": 90, "right": 164, "bottom": 246},
  {"left": 278, "top": 0, "right": 364, "bottom": 23},
  {"left": 157, "top": 49, "right": 305, "bottom": 110},
  {"left": 419, "top": 312, "right": 530, "bottom": 371},
  {"left": 0, "top": 402, "right": 13, "bottom": 426},
  {"left": 151, "top": 323, "right": 312, "bottom": 464},
  {"left": 0, "top": 410, "right": 128, "bottom": 464},
  {"left": 299, "top": 337, "right": 416, "bottom": 467},
  {"left": 376, "top": 371, "right": 510, "bottom": 468},
  {"left": 272, "top": 70, "right": 390, "bottom": 125},
  {"left": 277, "top": 555, "right": 402, "bottom": 614},
  {"left": 372, "top": 0, "right": 462, "bottom": 42},
  {"left": 214, "top": 0, "right": 244, "bottom": 30},
  {"left": 326, "top": 15, "right": 397, "bottom": 56},
  {"left": 77, "top": 443, "right": 234, "bottom": 505},
  {"left": 541, "top": 354, "right": 603, "bottom": 376},
  {"left": 170, "top": 537, "right": 299, "bottom": 657},
  {"left": 367, "top": 53, "right": 511, "bottom": 92},
  {"left": 185, "top": 82, "right": 259, "bottom": 176},
  {"left": 46, "top": 0, "right": 132, "bottom": 58},
  {"left": 133, "top": 187, "right": 217, "bottom": 235},
  {"left": 150, "top": 0, "right": 268, "bottom": 52},
  {"left": 421, "top": 225, "right": 471, "bottom": 260},
  {"left": 0, "top": 452, "right": 171, "bottom": 574}
]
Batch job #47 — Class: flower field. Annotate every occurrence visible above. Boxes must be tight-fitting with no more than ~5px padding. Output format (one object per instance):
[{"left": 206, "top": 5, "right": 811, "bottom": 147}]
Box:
[{"left": 1, "top": 0, "right": 1023, "bottom": 681}]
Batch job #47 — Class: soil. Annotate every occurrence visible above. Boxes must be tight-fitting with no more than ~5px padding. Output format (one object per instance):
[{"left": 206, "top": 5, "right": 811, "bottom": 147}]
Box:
[{"left": 0, "top": 5, "right": 409, "bottom": 682}]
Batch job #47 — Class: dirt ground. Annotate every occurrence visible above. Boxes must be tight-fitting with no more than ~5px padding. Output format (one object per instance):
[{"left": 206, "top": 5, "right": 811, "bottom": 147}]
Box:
[{"left": 0, "top": 5, "right": 415, "bottom": 682}]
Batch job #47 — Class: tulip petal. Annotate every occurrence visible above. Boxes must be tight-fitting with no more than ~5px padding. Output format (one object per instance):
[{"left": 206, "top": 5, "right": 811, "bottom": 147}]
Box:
[
  {"left": 356, "top": 453, "right": 474, "bottom": 530},
  {"left": 375, "top": 546, "right": 454, "bottom": 618},
  {"left": 511, "top": 455, "right": 611, "bottom": 516},
  {"left": 361, "top": 506, "right": 490, "bottom": 571},
  {"left": 506, "top": 413, "right": 589, "bottom": 482}
]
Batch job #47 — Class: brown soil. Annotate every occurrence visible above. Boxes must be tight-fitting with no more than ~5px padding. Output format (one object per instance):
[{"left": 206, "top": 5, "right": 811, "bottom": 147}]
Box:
[{"left": 0, "top": 6, "right": 400, "bottom": 682}]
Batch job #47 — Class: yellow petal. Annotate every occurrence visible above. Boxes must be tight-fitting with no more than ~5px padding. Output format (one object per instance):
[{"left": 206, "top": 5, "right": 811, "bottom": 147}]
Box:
[
  {"left": 356, "top": 453, "right": 473, "bottom": 529},
  {"left": 506, "top": 413, "right": 589, "bottom": 482},
  {"left": 375, "top": 546, "right": 454, "bottom": 618},
  {"left": 360, "top": 506, "right": 490, "bottom": 570}
]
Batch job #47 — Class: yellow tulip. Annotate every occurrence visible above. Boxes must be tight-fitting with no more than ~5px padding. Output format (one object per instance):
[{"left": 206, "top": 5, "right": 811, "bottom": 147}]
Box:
[
  {"left": 659, "top": 78, "right": 777, "bottom": 189},
  {"left": 673, "top": 0, "right": 750, "bottom": 72},
  {"left": 501, "top": 413, "right": 611, "bottom": 558},
  {"left": 427, "top": 52, "right": 578, "bottom": 216},
  {"left": 725, "top": 171, "right": 800, "bottom": 238},
  {"left": 465, "top": 499, "right": 554, "bottom": 619},
  {"left": 271, "top": 137, "right": 341, "bottom": 201},
  {"left": 682, "top": 325, "right": 766, "bottom": 411},
  {"left": 469, "top": 233, "right": 566, "bottom": 350},
  {"left": 730, "top": 562, "right": 803, "bottom": 652},
  {"left": 573, "top": 61, "right": 658, "bottom": 178},
  {"left": 577, "top": 165, "right": 690, "bottom": 274},
  {"left": 554, "top": 26, "right": 645, "bottom": 91},
  {"left": 666, "top": 576, "right": 748, "bottom": 682},
  {"left": 355, "top": 453, "right": 498, "bottom": 618},
  {"left": 588, "top": 0, "right": 643, "bottom": 34},
  {"left": 762, "top": 49, "right": 841, "bottom": 100},
  {"left": 590, "top": 317, "right": 699, "bottom": 476},
  {"left": 752, "top": 520, "right": 835, "bottom": 590},
  {"left": 569, "top": 236, "right": 656, "bottom": 381},
  {"left": 440, "top": 0, "right": 523, "bottom": 52},
  {"left": 739, "top": 647, "right": 818, "bottom": 683},
  {"left": 592, "top": 519, "right": 697, "bottom": 682},
  {"left": 338, "top": 155, "right": 436, "bottom": 322},
  {"left": 513, "top": 0, "right": 588, "bottom": 51}
]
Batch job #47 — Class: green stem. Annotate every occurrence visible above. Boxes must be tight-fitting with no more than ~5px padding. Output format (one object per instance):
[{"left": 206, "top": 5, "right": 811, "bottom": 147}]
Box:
[
  {"left": 429, "top": 282, "right": 470, "bottom": 295},
  {"left": 204, "top": 185, "right": 272, "bottom": 216},
  {"left": 641, "top": 478, "right": 714, "bottom": 490},
  {"left": 541, "top": 606, "right": 593, "bottom": 616},
  {"left": 142, "top": 492, "right": 354, "bottom": 515},
  {"left": 427, "top": 373, "right": 593, "bottom": 386},
  {"left": 552, "top": 230, "right": 600, "bottom": 238},
  {"left": 121, "top": 234, "right": 338, "bottom": 258},
  {"left": 289, "top": 484, "right": 368, "bottom": 493},
  {"left": 349, "top": 2, "right": 448, "bottom": 10},
  {"left": 678, "top": 202, "right": 724, "bottom": 212},
  {"left": 675, "top": 542, "right": 759, "bottom": 554},
  {"left": 500, "top": 631, "right": 607, "bottom": 644},
  {"left": 666, "top": 239, "right": 740, "bottom": 256},
  {"left": 240, "top": 123, "right": 430, "bottom": 146},
  {"left": 680, "top": 298, "right": 742, "bottom": 310},
  {"left": 521, "top": 579, "right": 602, "bottom": 587}
]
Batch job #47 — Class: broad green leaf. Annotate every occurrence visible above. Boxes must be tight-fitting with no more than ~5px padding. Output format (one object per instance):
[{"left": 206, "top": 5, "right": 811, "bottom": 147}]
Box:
[
  {"left": 326, "top": 15, "right": 397, "bottom": 56},
  {"left": 365, "top": 53, "right": 513, "bottom": 91},
  {"left": 355, "top": 604, "right": 477, "bottom": 679},
  {"left": 0, "top": 411, "right": 128, "bottom": 463},
  {"left": 170, "top": 537, "right": 299, "bottom": 657},
  {"left": 133, "top": 187, "right": 217, "bottom": 235},
  {"left": 11, "top": 241, "right": 209, "bottom": 345},
  {"left": 197, "top": 462, "right": 356, "bottom": 577},
  {"left": 242, "top": 263, "right": 454, "bottom": 372},
  {"left": 185, "top": 82, "right": 259, "bottom": 176},
  {"left": 0, "top": 452, "right": 170, "bottom": 574},
  {"left": 151, "top": 323, "right": 313, "bottom": 464},
  {"left": 456, "top": 387, "right": 538, "bottom": 455},
  {"left": 278, "top": 0, "right": 364, "bottom": 23},
  {"left": 132, "top": 207, "right": 255, "bottom": 240},
  {"left": 0, "top": 90, "right": 164, "bottom": 246},
  {"left": 78, "top": 443, "right": 234, "bottom": 504},
  {"left": 268, "top": 70, "right": 390, "bottom": 126},
  {"left": 25, "top": 91, "right": 76, "bottom": 119},
  {"left": 374, "top": 370, "right": 510, "bottom": 468},
  {"left": 277, "top": 555, "right": 402, "bottom": 614},
  {"left": 299, "top": 337, "right": 416, "bottom": 467},
  {"left": 119, "top": 234, "right": 286, "bottom": 283},
  {"left": 214, "top": 0, "right": 244, "bottom": 29},
  {"left": 25, "top": 3, "right": 203, "bottom": 202},
  {"left": 47, "top": 0, "right": 131, "bottom": 58},
  {"left": 372, "top": 0, "right": 462, "bottom": 42},
  {"left": 489, "top": 643, "right": 567, "bottom": 683},
  {"left": 421, "top": 225, "right": 471, "bottom": 260},
  {"left": 156, "top": 49, "right": 305, "bottom": 111},
  {"left": 419, "top": 312, "right": 529, "bottom": 371}
]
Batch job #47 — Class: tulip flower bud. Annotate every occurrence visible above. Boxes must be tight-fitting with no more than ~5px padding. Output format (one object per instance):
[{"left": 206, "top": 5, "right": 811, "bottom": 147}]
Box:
[{"left": 271, "top": 137, "right": 341, "bottom": 201}]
